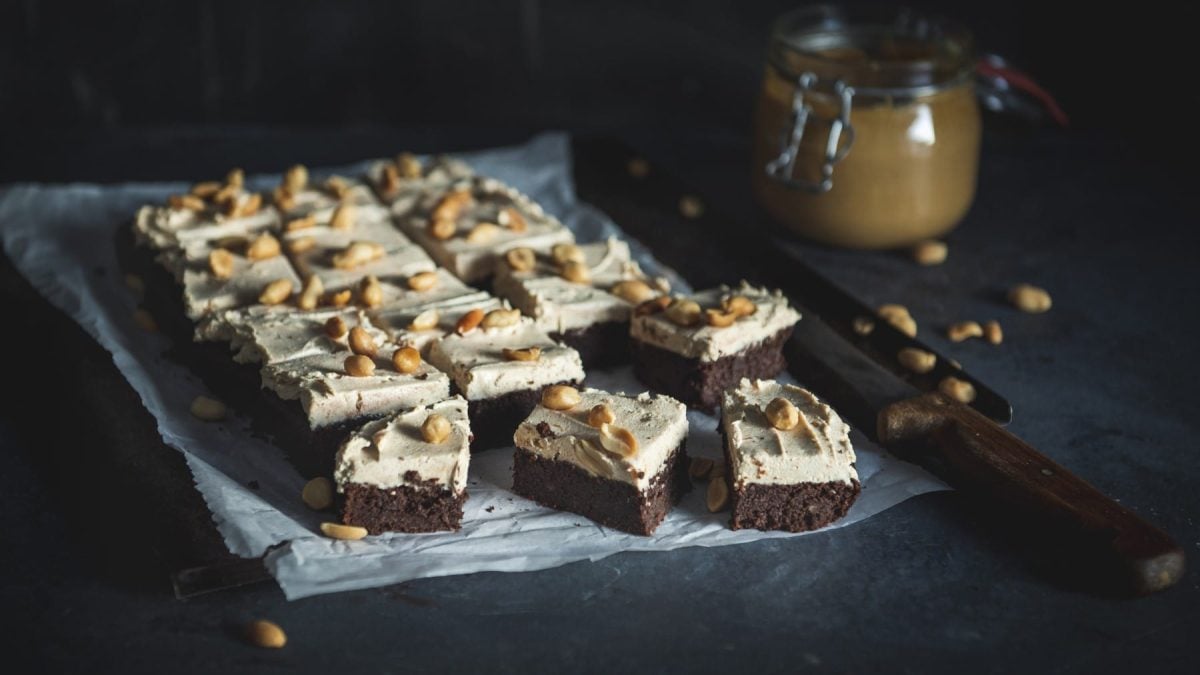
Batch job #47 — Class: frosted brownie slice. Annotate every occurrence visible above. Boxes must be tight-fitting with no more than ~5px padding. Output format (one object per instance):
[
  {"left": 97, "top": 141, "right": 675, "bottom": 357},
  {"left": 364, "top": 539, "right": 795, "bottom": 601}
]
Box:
[
  {"left": 631, "top": 282, "right": 801, "bottom": 411},
  {"left": 396, "top": 175, "right": 574, "bottom": 284},
  {"left": 427, "top": 311, "right": 585, "bottom": 449},
  {"left": 133, "top": 169, "right": 276, "bottom": 252},
  {"left": 369, "top": 278, "right": 504, "bottom": 354},
  {"left": 335, "top": 396, "right": 471, "bottom": 533},
  {"left": 493, "top": 238, "right": 668, "bottom": 367},
  {"left": 366, "top": 152, "right": 473, "bottom": 210},
  {"left": 173, "top": 234, "right": 302, "bottom": 322},
  {"left": 512, "top": 387, "right": 690, "bottom": 535},
  {"left": 719, "top": 379, "right": 860, "bottom": 532}
]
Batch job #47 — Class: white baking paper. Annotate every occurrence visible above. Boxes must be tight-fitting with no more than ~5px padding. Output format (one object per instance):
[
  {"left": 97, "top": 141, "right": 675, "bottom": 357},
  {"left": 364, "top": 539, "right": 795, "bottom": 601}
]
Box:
[{"left": 0, "top": 133, "right": 948, "bottom": 599}]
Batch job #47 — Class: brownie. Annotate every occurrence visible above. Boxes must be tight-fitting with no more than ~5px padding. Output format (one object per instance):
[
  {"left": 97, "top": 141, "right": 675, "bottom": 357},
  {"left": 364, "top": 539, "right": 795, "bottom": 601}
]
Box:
[
  {"left": 720, "top": 379, "right": 861, "bottom": 533},
  {"left": 512, "top": 388, "right": 691, "bottom": 535},
  {"left": 465, "top": 382, "right": 576, "bottom": 451},
  {"left": 629, "top": 282, "right": 801, "bottom": 412},
  {"left": 512, "top": 442, "right": 691, "bottom": 536},
  {"left": 632, "top": 326, "right": 792, "bottom": 412},
  {"left": 553, "top": 320, "right": 631, "bottom": 370},
  {"left": 341, "top": 481, "right": 468, "bottom": 534}
]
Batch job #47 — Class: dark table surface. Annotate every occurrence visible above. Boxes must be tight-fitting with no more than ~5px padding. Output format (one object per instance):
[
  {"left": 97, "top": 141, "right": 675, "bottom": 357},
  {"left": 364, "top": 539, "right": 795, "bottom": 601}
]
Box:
[{"left": 1, "top": 123, "right": 1197, "bottom": 673}]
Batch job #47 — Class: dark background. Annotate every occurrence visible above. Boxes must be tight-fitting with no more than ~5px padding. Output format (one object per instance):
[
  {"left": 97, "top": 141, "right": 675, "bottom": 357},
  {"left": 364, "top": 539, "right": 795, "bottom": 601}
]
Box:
[
  {"left": 1, "top": 0, "right": 1196, "bottom": 180},
  {"left": 3, "top": 1, "right": 1199, "bottom": 673}
]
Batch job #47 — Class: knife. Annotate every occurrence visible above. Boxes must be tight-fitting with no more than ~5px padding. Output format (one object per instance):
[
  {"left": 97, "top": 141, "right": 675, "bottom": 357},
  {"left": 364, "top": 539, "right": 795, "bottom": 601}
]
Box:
[{"left": 572, "top": 139, "right": 1185, "bottom": 595}]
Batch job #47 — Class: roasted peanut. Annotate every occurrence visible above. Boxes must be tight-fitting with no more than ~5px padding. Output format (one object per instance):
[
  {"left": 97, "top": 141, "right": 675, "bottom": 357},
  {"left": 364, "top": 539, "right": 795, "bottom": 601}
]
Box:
[
  {"left": 504, "top": 247, "right": 536, "bottom": 272},
  {"left": 344, "top": 354, "right": 375, "bottom": 377},
  {"left": 852, "top": 316, "right": 875, "bottom": 336},
  {"left": 609, "top": 279, "right": 655, "bottom": 304},
  {"left": 598, "top": 424, "right": 638, "bottom": 457},
  {"left": 190, "top": 395, "right": 226, "bottom": 422},
  {"left": 705, "top": 309, "right": 738, "bottom": 328},
  {"left": 396, "top": 152, "right": 422, "bottom": 178},
  {"left": 878, "top": 303, "right": 917, "bottom": 338},
  {"left": 409, "top": 308, "right": 440, "bottom": 331},
  {"left": 431, "top": 188, "right": 473, "bottom": 223},
  {"left": 324, "top": 315, "right": 348, "bottom": 339},
  {"left": 627, "top": 158, "right": 650, "bottom": 178},
  {"left": 947, "top": 321, "right": 983, "bottom": 342},
  {"left": 679, "top": 195, "right": 704, "bottom": 219},
  {"left": 168, "top": 194, "right": 206, "bottom": 211},
  {"left": 912, "top": 240, "right": 948, "bottom": 266},
  {"left": 765, "top": 397, "right": 799, "bottom": 430},
  {"left": 272, "top": 185, "right": 295, "bottom": 213},
  {"left": 302, "top": 477, "right": 334, "bottom": 510},
  {"left": 502, "top": 347, "right": 541, "bottom": 362},
  {"left": 258, "top": 278, "right": 293, "bottom": 305},
  {"left": 898, "top": 347, "right": 937, "bottom": 374},
  {"left": 327, "top": 289, "right": 353, "bottom": 307},
  {"left": 551, "top": 243, "right": 585, "bottom": 266},
  {"left": 706, "top": 477, "right": 729, "bottom": 512},
  {"left": 330, "top": 202, "right": 356, "bottom": 230},
  {"left": 245, "top": 620, "right": 287, "bottom": 649},
  {"left": 421, "top": 413, "right": 452, "bottom": 444},
  {"left": 466, "top": 222, "right": 502, "bottom": 244},
  {"left": 324, "top": 176, "right": 350, "bottom": 200},
  {"left": 380, "top": 164, "right": 401, "bottom": 196},
  {"left": 560, "top": 261, "right": 590, "bottom": 284},
  {"left": 208, "top": 249, "right": 236, "bottom": 279},
  {"left": 392, "top": 346, "right": 422, "bottom": 374},
  {"left": 587, "top": 403, "right": 616, "bottom": 428},
  {"left": 428, "top": 218, "right": 456, "bottom": 240},
  {"left": 542, "top": 385, "right": 581, "bottom": 411},
  {"left": 348, "top": 326, "right": 378, "bottom": 357},
  {"left": 481, "top": 308, "right": 520, "bottom": 329},
  {"left": 283, "top": 164, "right": 308, "bottom": 193},
  {"left": 722, "top": 295, "right": 757, "bottom": 317},
  {"left": 225, "top": 167, "right": 245, "bottom": 189},
  {"left": 286, "top": 236, "right": 316, "bottom": 254},
  {"left": 359, "top": 275, "right": 383, "bottom": 308},
  {"left": 190, "top": 181, "right": 221, "bottom": 199},
  {"left": 498, "top": 207, "right": 527, "bottom": 232},
  {"left": 284, "top": 214, "right": 316, "bottom": 232},
  {"left": 455, "top": 308, "right": 485, "bottom": 334},
  {"left": 320, "top": 522, "right": 368, "bottom": 540},
  {"left": 246, "top": 233, "right": 282, "bottom": 261},
  {"left": 664, "top": 299, "right": 702, "bottom": 327},
  {"left": 407, "top": 271, "right": 438, "bottom": 292},
  {"left": 1009, "top": 284, "right": 1052, "bottom": 313},
  {"left": 983, "top": 320, "right": 1003, "bottom": 345},
  {"left": 634, "top": 296, "right": 671, "bottom": 316},
  {"left": 332, "top": 241, "right": 384, "bottom": 270},
  {"left": 939, "top": 376, "right": 977, "bottom": 404},
  {"left": 297, "top": 275, "right": 324, "bottom": 310}
]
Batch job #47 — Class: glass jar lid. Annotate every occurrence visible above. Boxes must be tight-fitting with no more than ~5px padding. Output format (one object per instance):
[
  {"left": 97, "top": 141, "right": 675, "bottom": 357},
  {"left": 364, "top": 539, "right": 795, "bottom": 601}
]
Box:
[{"left": 768, "top": 5, "right": 975, "bottom": 98}]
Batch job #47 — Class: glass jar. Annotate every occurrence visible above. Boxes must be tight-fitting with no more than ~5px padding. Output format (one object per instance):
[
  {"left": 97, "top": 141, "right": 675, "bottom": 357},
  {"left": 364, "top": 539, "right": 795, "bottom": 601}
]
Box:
[{"left": 752, "top": 6, "right": 981, "bottom": 249}]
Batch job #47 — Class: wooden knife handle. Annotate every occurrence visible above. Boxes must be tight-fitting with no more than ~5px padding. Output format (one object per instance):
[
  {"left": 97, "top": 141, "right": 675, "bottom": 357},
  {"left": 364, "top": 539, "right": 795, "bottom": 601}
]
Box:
[{"left": 878, "top": 392, "right": 1184, "bottom": 595}]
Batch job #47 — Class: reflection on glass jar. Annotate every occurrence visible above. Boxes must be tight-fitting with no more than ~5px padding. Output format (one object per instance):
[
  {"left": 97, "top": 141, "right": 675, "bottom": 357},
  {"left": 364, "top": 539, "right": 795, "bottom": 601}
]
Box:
[{"left": 752, "top": 6, "right": 981, "bottom": 249}]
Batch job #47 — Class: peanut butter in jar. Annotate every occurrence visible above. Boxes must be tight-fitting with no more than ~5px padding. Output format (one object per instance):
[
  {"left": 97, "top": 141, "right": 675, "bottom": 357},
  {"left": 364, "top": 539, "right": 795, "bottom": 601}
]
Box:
[{"left": 752, "top": 6, "right": 981, "bottom": 249}]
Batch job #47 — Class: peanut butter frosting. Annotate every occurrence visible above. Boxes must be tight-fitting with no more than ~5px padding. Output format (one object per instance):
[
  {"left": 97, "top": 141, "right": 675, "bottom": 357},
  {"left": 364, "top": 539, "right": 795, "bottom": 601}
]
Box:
[
  {"left": 426, "top": 316, "right": 584, "bottom": 400},
  {"left": 334, "top": 396, "right": 471, "bottom": 493},
  {"left": 721, "top": 379, "right": 857, "bottom": 488},
  {"left": 512, "top": 389, "right": 688, "bottom": 491},
  {"left": 630, "top": 282, "right": 801, "bottom": 362}
]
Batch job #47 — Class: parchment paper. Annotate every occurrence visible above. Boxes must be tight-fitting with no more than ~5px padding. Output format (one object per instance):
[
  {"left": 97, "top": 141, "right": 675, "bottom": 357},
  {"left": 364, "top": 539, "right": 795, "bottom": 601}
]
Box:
[{"left": 0, "top": 133, "right": 947, "bottom": 599}]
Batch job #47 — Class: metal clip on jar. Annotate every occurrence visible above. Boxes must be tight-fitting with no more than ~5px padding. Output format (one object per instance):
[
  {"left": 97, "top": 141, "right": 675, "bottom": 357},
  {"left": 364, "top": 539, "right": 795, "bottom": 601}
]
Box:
[{"left": 753, "top": 6, "right": 981, "bottom": 249}]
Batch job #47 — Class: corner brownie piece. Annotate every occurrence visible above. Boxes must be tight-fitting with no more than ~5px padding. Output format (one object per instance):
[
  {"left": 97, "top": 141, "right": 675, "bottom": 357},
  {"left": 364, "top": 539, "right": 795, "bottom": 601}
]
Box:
[
  {"left": 512, "top": 388, "right": 691, "bottom": 535},
  {"left": 493, "top": 237, "right": 668, "bottom": 368},
  {"left": 395, "top": 175, "right": 574, "bottom": 284},
  {"left": 427, "top": 313, "right": 585, "bottom": 450},
  {"left": 335, "top": 396, "right": 471, "bottom": 534},
  {"left": 630, "top": 282, "right": 801, "bottom": 411},
  {"left": 720, "top": 379, "right": 860, "bottom": 532}
]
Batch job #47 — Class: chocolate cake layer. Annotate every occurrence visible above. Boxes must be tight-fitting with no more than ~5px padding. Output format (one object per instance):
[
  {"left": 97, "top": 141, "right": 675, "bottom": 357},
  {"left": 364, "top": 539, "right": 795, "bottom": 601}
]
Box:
[
  {"left": 728, "top": 478, "right": 861, "bottom": 532},
  {"left": 552, "top": 320, "right": 631, "bottom": 369},
  {"left": 341, "top": 472, "right": 467, "bottom": 534},
  {"left": 511, "top": 441, "right": 691, "bottom": 536},
  {"left": 465, "top": 381, "right": 579, "bottom": 451},
  {"left": 631, "top": 327, "right": 792, "bottom": 411}
]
